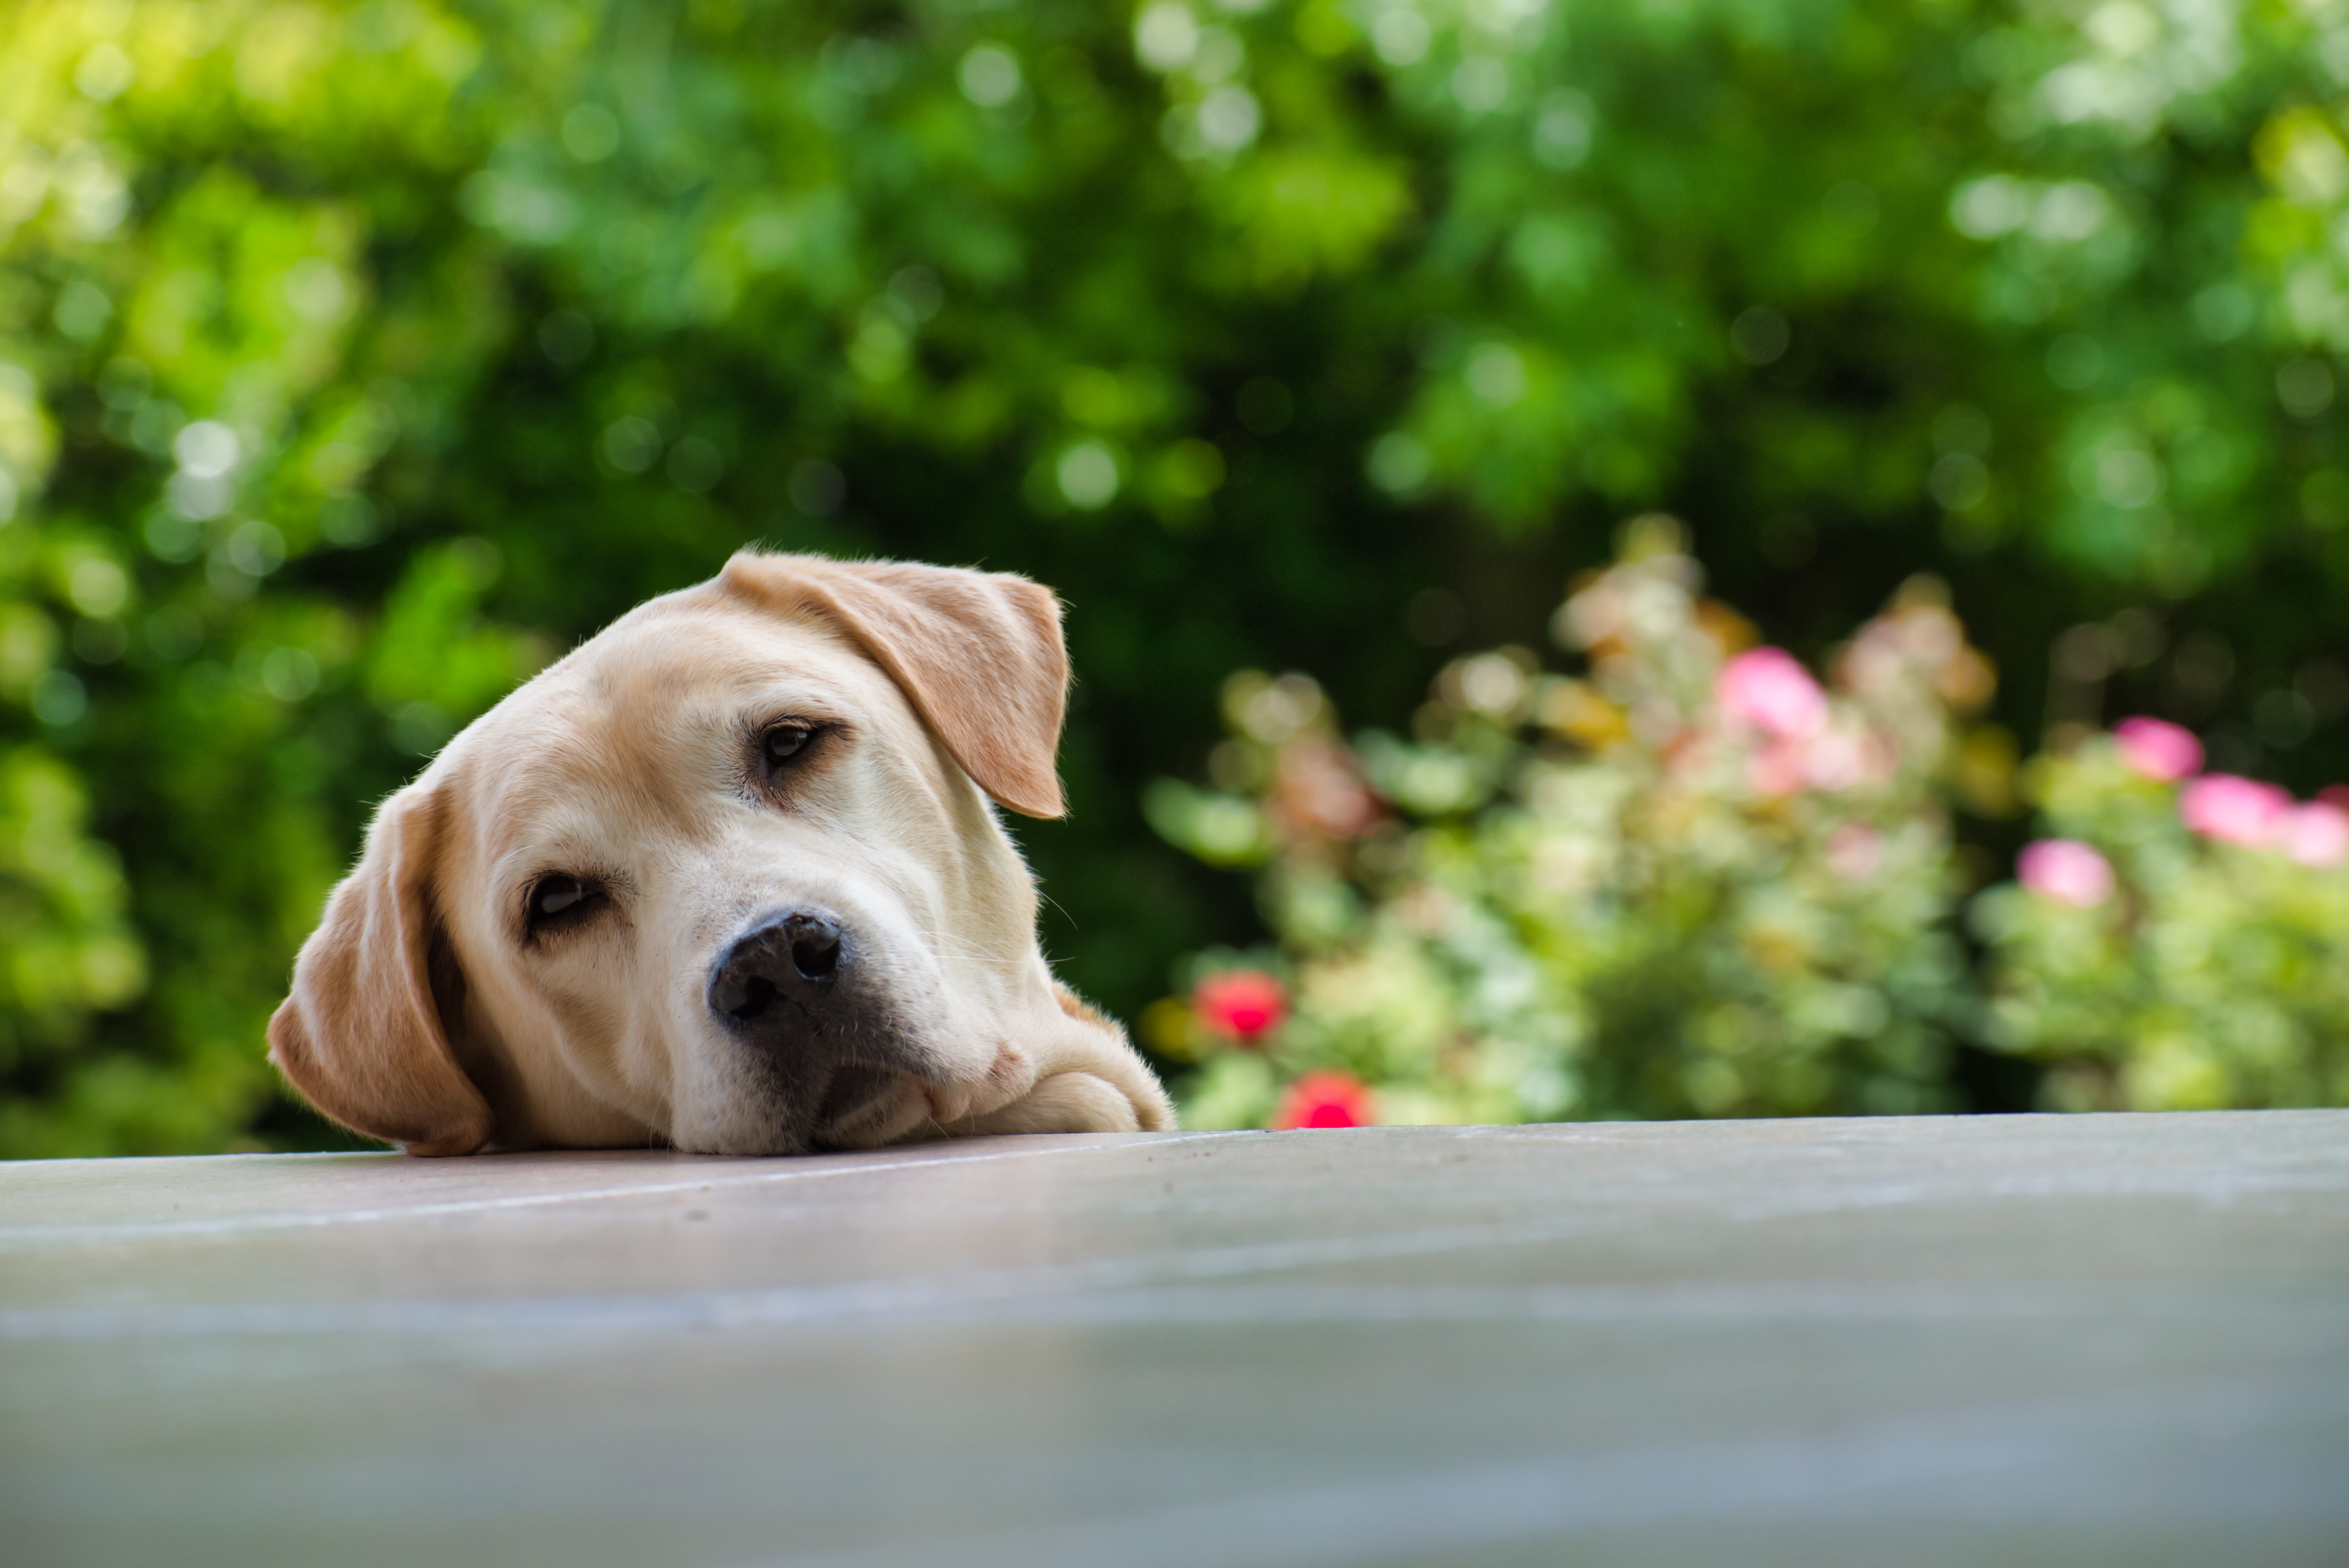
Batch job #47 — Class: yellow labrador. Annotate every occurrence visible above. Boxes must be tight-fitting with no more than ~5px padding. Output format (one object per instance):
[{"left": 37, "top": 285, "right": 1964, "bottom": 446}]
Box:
[{"left": 268, "top": 551, "right": 1174, "bottom": 1155}]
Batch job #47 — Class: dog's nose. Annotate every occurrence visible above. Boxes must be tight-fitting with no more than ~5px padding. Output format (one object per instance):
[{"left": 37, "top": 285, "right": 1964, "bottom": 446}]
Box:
[
  {"left": 706, "top": 907, "right": 950, "bottom": 1151},
  {"left": 781, "top": 911, "right": 839, "bottom": 982},
  {"left": 709, "top": 910, "right": 849, "bottom": 1023}
]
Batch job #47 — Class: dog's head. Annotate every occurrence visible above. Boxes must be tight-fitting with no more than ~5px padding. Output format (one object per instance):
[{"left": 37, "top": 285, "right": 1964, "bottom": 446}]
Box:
[{"left": 267, "top": 552, "right": 1171, "bottom": 1155}]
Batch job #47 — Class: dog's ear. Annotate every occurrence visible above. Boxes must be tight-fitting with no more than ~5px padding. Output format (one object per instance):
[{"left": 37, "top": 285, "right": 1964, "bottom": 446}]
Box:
[
  {"left": 722, "top": 551, "right": 1071, "bottom": 818},
  {"left": 267, "top": 786, "right": 494, "bottom": 1156}
]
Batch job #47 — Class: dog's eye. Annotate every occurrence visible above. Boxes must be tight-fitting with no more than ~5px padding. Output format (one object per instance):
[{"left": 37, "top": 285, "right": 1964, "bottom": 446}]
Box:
[
  {"left": 762, "top": 725, "right": 814, "bottom": 766},
  {"left": 527, "top": 875, "right": 603, "bottom": 932}
]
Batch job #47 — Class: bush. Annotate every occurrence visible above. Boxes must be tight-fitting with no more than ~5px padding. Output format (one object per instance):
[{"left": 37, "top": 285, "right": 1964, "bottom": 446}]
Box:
[
  {"left": 1977, "top": 728, "right": 2349, "bottom": 1110},
  {"left": 1151, "top": 524, "right": 2349, "bottom": 1128}
]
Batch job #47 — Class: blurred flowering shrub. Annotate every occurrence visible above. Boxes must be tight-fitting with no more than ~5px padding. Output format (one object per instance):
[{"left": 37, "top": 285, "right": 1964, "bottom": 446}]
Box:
[
  {"left": 1153, "top": 525, "right": 2349, "bottom": 1128},
  {"left": 1150, "top": 520, "right": 2001, "bottom": 1128},
  {"left": 1975, "top": 723, "right": 2349, "bottom": 1111}
]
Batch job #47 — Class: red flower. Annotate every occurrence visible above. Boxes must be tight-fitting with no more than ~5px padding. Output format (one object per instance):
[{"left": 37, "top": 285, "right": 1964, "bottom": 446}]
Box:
[
  {"left": 1271, "top": 1070, "right": 1376, "bottom": 1130},
  {"left": 1192, "top": 969, "right": 1287, "bottom": 1043}
]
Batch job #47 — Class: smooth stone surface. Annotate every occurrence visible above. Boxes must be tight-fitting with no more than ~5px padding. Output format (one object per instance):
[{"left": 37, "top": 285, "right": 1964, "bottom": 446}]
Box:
[{"left": 4, "top": 1111, "right": 2347, "bottom": 1567}]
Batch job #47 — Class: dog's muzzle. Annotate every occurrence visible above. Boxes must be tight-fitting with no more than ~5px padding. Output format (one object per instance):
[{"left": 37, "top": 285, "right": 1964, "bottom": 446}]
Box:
[{"left": 707, "top": 909, "right": 936, "bottom": 1147}]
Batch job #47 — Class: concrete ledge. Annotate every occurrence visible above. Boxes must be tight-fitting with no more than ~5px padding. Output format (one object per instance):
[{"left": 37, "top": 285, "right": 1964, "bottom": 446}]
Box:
[{"left": 5, "top": 1112, "right": 2347, "bottom": 1566}]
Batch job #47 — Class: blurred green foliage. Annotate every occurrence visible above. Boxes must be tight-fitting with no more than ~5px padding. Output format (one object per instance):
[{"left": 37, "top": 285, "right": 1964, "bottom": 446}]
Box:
[{"left": 2, "top": 0, "right": 2345, "bottom": 1152}]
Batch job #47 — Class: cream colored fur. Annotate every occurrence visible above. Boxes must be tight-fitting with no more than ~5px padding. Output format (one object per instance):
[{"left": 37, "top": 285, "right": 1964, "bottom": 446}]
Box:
[{"left": 267, "top": 551, "right": 1174, "bottom": 1155}]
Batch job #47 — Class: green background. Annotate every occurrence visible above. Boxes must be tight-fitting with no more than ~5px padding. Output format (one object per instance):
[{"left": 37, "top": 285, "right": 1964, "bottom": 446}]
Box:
[{"left": 2, "top": 0, "right": 2345, "bottom": 1153}]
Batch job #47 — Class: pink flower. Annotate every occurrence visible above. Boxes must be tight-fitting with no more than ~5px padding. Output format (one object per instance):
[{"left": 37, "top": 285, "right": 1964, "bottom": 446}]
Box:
[
  {"left": 2113, "top": 717, "right": 2203, "bottom": 783},
  {"left": 1717, "top": 647, "right": 1829, "bottom": 740},
  {"left": 1803, "top": 727, "right": 1891, "bottom": 792},
  {"left": 1272, "top": 739, "right": 1381, "bottom": 840},
  {"left": 1271, "top": 1070, "right": 1376, "bottom": 1130},
  {"left": 2178, "top": 774, "right": 2293, "bottom": 846},
  {"left": 1825, "top": 823, "right": 1883, "bottom": 880},
  {"left": 1192, "top": 969, "right": 1287, "bottom": 1043},
  {"left": 2017, "top": 839, "right": 2115, "bottom": 907},
  {"left": 1747, "top": 739, "right": 1807, "bottom": 797},
  {"left": 2281, "top": 801, "right": 2349, "bottom": 868}
]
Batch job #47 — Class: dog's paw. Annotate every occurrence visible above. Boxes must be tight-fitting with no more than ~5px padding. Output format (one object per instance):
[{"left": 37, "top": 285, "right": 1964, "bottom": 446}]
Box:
[{"left": 947, "top": 1071, "right": 1142, "bottom": 1135}]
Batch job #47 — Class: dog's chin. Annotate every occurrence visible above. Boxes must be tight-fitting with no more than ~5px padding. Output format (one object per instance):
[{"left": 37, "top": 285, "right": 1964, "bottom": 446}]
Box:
[
  {"left": 665, "top": 1076, "right": 932, "bottom": 1156},
  {"left": 803, "top": 1071, "right": 944, "bottom": 1152}
]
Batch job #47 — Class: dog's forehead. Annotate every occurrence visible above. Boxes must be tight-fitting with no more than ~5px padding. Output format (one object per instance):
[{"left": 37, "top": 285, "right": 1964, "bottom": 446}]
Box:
[
  {"left": 577, "top": 592, "right": 878, "bottom": 713},
  {"left": 449, "top": 593, "right": 900, "bottom": 845}
]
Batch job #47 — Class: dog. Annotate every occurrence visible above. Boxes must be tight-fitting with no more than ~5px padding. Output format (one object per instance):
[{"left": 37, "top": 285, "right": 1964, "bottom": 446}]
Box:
[{"left": 267, "top": 551, "right": 1174, "bottom": 1155}]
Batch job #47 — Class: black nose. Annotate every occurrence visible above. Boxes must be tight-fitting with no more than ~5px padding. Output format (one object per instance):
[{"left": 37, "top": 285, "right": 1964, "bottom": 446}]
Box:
[
  {"left": 782, "top": 911, "right": 840, "bottom": 981},
  {"left": 709, "top": 910, "right": 848, "bottom": 1023}
]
